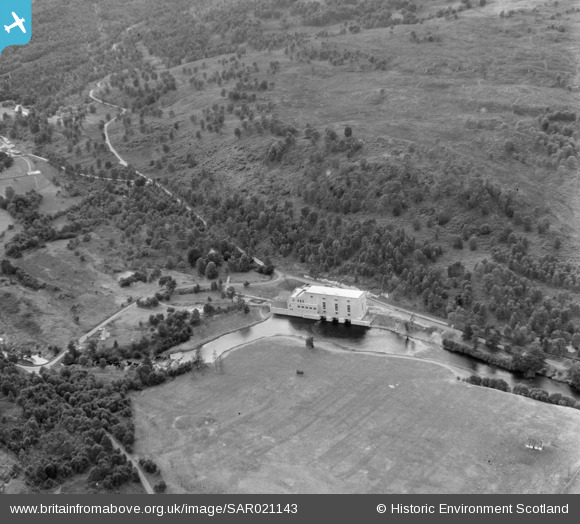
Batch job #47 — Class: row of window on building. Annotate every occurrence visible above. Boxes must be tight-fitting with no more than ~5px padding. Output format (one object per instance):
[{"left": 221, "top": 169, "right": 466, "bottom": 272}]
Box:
[{"left": 322, "top": 302, "right": 351, "bottom": 314}]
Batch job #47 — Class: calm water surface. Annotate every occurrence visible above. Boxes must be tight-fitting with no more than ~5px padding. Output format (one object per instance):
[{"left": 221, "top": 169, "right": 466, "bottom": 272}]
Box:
[{"left": 171, "top": 316, "right": 578, "bottom": 400}]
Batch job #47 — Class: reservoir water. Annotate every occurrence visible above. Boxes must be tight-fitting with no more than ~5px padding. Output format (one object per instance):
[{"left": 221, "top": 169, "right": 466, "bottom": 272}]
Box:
[{"left": 171, "top": 316, "right": 579, "bottom": 400}]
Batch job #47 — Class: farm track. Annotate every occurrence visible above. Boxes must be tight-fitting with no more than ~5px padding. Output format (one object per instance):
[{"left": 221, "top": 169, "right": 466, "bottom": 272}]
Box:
[{"left": 106, "top": 432, "right": 154, "bottom": 495}]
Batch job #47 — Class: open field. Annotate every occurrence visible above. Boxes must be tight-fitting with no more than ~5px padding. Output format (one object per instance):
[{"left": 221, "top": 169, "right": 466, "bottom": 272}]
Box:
[
  {"left": 132, "top": 338, "right": 580, "bottom": 494},
  {"left": 0, "top": 158, "right": 71, "bottom": 215},
  {"left": 0, "top": 209, "right": 13, "bottom": 232},
  {"left": 0, "top": 284, "right": 82, "bottom": 351},
  {"left": 2, "top": 231, "right": 191, "bottom": 351}
]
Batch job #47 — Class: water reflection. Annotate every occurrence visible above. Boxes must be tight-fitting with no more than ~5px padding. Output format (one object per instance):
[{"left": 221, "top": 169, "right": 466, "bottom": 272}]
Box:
[{"left": 170, "top": 316, "right": 578, "bottom": 400}]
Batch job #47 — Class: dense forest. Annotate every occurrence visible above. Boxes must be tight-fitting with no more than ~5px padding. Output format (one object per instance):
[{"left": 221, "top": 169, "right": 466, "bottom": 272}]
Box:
[{"left": 0, "top": 354, "right": 135, "bottom": 491}]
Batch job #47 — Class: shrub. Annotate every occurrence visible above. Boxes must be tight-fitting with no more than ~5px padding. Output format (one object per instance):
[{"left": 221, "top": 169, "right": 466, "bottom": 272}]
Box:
[
  {"left": 139, "top": 459, "right": 158, "bottom": 474},
  {"left": 205, "top": 261, "right": 218, "bottom": 279},
  {"left": 468, "top": 374, "right": 481, "bottom": 385},
  {"left": 437, "top": 210, "right": 450, "bottom": 226},
  {"left": 451, "top": 235, "right": 464, "bottom": 249},
  {"left": 154, "top": 480, "right": 167, "bottom": 493}
]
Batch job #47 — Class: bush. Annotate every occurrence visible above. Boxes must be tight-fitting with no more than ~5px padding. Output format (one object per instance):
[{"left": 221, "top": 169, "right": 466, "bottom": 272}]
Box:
[
  {"left": 467, "top": 375, "right": 509, "bottom": 392},
  {"left": 443, "top": 339, "right": 516, "bottom": 371},
  {"left": 437, "top": 210, "right": 450, "bottom": 226},
  {"left": 205, "top": 261, "right": 218, "bottom": 279},
  {"left": 468, "top": 374, "right": 481, "bottom": 385},
  {"left": 451, "top": 235, "right": 463, "bottom": 249},
  {"left": 512, "top": 383, "right": 530, "bottom": 397},
  {"left": 139, "top": 458, "right": 158, "bottom": 474},
  {"left": 154, "top": 480, "right": 167, "bottom": 493}
]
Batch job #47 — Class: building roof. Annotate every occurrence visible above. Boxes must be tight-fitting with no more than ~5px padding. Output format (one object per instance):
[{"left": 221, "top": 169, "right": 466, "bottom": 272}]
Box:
[{"left": 292, "top": 285, "right": 365, "bottom": 299}]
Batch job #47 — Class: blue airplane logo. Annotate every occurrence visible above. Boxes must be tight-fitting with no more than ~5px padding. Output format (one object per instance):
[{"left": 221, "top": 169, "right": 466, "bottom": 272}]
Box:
[
  {"left": 0, "top": 1, "right": 32, "bottom": 57},
  {"left": 4, "top": 12, "right": 26, "bottom": 34}
]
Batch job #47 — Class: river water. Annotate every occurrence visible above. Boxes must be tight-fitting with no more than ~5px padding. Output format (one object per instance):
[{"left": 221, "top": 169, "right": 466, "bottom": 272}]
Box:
[{"left": 171, "top": 316, "right": 579, "bottom": 400}]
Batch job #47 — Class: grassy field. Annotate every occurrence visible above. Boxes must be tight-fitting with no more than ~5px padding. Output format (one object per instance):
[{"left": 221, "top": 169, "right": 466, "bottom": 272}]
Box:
[
  {"left": 0, "top": 285, "right": 82, "bottom": 351},
  {"left": 0, "top": 158, "right": 71, "bottom": 215},
  {"left": 0, "top": 209, "right": 13, "bottom": 233},
  {"left": 132, "top": 338, "right": 580, "bottom": 494}
]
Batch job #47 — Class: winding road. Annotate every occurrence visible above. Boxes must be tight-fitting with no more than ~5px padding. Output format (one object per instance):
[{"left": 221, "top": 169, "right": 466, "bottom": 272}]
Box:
[
  {"left": 95, "top": 84, "right": 439, "bottom": 324},
  {"left": 89, "top": 82, "right": 207, "bottom": 226},
  {"left": 17, "top": 301, "right": 138, "bottom": 373},
  {"left": 16, "top": 77, "right": 457, "bottom": 376}
]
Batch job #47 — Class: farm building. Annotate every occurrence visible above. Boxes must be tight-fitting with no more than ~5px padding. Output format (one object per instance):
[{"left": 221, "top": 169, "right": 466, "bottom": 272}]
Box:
[{"left": 271, "top": 284, "right": 370, "bottom": 326}]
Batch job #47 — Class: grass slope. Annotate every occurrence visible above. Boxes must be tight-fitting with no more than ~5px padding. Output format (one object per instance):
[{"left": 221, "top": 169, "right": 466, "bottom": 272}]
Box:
[{"left": 132, "top": 338, "right": 580, "bottom": 493}]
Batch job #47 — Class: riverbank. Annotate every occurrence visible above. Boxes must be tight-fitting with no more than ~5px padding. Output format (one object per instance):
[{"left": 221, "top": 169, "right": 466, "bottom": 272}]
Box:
[
  {"left": 167, "top": 306, "right": 270, "bottom": 358},
  {"left": 168, "top": 315, "right": 579, "bottom": 399},
  {"left": 442, "top": 338, "right": 578, "bottom": 392}
]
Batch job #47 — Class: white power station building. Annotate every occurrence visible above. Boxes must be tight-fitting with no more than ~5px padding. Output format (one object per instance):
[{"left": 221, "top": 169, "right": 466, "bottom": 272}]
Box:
[{"left": 271, "top": 284, "right": 370, "bottom": 326}]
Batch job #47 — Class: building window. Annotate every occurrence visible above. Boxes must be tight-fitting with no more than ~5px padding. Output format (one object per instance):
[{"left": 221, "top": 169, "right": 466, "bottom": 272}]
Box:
[
  {"left": 347, "top": 305, "right": 351, "bottom": 314},
  {"left": 322, "top": 302, "right": 326, "bottom": 310},
  {"left": 335, "top": 303, "right": 338, "bottom": 313}
]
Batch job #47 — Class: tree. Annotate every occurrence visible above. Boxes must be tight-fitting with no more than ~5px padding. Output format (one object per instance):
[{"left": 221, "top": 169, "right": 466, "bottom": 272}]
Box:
[
  {"left": 451, "top": 235, "right": 463, "bottom": 249},
  {"left": 63, "top": 340, "right": 79, "bottom": 365},
  {"left": 154, "top": 480, "right": 167, "bottom": 493},
  {"left": 196, "top": 257, "right": 207, "bottom": 276},
  {"left": 225, "top": 286, "right": 236, "bottom": 301},
  {"left": 205, "top": 261, "right": 218, "bottom": 279},
  {"left": 0, "top": 258, "right": 15, "bottom": 275},
  {"left": 4, "top": 186, "right": 15, "bottom": 201},
  {"left": 569, "top": 362, "right": 580, "bottom": 391},
  {"left": 486, "top": 330, "right": 501, "bottom": 349},
  {"left": 462, "top": 323, "right": 473, "bottom": 341},
  {"left": 139, "top": 459, "right": 158, "bottom": 474},
  {"left": 512, "top": 347, "right": 546, "bottom": 376},
  {"left": 234, "top": 127, "right": 241, "bottom": 139},
  {"left": 306, "top": 337, "right": 314, "bottom": 349},
  {"left": 344, "top": 126, "right": 352, "bottom": 138},
  {"left": 187, "top": 247, "right": 201, "bottom": 266},
  {"left": 190, "top": 309, "right": 201, "bottom": 326}
]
